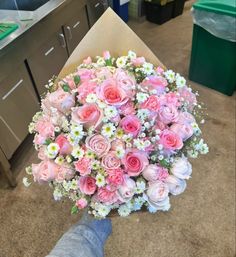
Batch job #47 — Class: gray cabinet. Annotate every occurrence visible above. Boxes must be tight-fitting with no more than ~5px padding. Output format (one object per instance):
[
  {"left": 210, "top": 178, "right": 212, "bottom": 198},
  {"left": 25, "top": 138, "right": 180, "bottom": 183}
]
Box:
[
  {"left": 87, "top": 0, "right": 108, "bottom": 27},
  {"left": 63, "top": 6, "right": 89, "bottom": 55},
  {"left": 27, "top": 29, "right": 68, "bottom": 96},
  {"left": 0, "top": 65, "right": 39, "bottom": 159}
]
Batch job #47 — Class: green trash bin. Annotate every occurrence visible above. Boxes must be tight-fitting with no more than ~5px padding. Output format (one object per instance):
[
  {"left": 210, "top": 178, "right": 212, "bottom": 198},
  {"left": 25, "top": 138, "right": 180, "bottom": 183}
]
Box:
[{"left": 189, "top": 0, "right": 236, "bottom": 96}]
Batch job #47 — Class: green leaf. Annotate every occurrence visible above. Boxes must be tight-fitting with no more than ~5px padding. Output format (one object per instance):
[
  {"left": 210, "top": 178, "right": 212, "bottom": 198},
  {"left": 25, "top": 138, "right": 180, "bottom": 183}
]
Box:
[
  {"left": 62, "top": 83, "right": 70, "bottom": 92},
  {"left": 71, "top": 205, "right": 78, "bottom": 214},
  {"left": 74, "top": 75, "right": 81, "bottom": 85},
  {"left": 105, "top": 59, "right": 112, "bottom": 66},
  {"left": 159, "top": 159, "right": 171, "bottom": 168},
  {"left": 44, "top": 139, "right": 52, "bottom": 145}
]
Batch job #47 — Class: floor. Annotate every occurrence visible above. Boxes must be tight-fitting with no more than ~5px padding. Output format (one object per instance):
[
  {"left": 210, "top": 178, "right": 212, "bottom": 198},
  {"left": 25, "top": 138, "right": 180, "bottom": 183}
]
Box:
[{"left": 0, "top": 2, "right": 235, "bottom": 257}]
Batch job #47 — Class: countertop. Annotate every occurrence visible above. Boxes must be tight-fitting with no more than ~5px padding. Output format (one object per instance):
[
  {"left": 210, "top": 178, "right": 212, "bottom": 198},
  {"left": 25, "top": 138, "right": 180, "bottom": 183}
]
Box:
[{"left": 0, "top": 0, "right": 67, "bottom": 51}]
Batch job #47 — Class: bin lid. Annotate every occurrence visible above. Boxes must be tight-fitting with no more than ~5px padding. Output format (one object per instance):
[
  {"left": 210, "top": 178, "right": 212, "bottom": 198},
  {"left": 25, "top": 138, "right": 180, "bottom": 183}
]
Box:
[{"left": 193, "top": 0, "right": 236, "bottom": 17}]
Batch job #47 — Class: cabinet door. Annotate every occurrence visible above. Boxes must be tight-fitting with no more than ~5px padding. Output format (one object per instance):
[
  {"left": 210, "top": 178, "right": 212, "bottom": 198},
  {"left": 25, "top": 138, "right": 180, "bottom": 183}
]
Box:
[
  {"left": 27, "top": 29, "right": 68, "bottom": 96},
  {"left": 87, "top": 0, "right": 108, "bottom": 27},
  {"left": 0, "top": 65, "right": 39, "bottom": 159},
  {"left": 64, "top": 6, "right": 89, "bottom": 55}
]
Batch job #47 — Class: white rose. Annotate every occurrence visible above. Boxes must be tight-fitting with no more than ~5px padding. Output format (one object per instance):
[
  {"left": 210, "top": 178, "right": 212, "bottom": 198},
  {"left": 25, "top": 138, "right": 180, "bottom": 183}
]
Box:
[
  {"left": 171, "top": 157, "right": 192, "bottom": 179},
  {"left": 166, "top": 175, "right": 186, "bottom": 196},
  {"left": 148, "top": 196, "right": 170, "bottom": 212},
  {"left": 147, "top": 181, "right": 169, "bottom": 204}
]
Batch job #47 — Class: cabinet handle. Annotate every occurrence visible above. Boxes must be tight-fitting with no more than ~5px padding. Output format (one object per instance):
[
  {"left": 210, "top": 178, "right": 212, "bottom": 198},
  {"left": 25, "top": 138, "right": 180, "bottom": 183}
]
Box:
[
  {"left": 2, "top": 79, "right": 23, "bottom": 101},
  {"left": 44, "top": 47, "right": 54, "bottom": 56},
  {"left": 66, "top": 26, "right": 73, "bottom": 40},
  {"left": 59, "top": 33, "right": 66, "bottom": 48},
  {"left": 73, "top": 21, "right": 80, "bottom": 29},
  {"left": 94, "top": 2, "right": 100, "bottom": 8}
]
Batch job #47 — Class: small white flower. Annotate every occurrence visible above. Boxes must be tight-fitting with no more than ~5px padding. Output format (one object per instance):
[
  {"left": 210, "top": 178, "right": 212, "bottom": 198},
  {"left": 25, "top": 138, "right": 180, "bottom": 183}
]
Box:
[
  {"left": 86, "top": 93, "right": 98, "bottom": 103},
  {"left": 144, "top": 122, "right": 150, "bottom": 129},
  {"left": 137, "top": 109, "right": 149, "bottom": 120},
  {"left": 116, "top": 56, "right": 127, "bottom": 68},
  {"left": 47, "top": 143, "right": 60, "bottom": 158},
  {"left": 136, "top": 92, "right": 149, "bottom": 103},
  {"left": 71, "top": 147, "right": 84, "bottom": 159},
  {"left": 128, "top": 50, "right": 136, "bottom": 59},
  {"left": 118, "top": 204, "right": 131, "bottom": 217},
  {"left": 164, "top": 70, "right": 175, "bottom": 83},
  {"left": 158, "top": 155, "right": 164, "bottom": 160},
  {"left": 143, "top": 62, "right": 154, "bottom": 75},
  {"left": 97, "top": 100, "right": 107, "bottom": 109},
  {"left": 115, "top": 146, "right": 125, "bottom": 158},
  {"left": 175, "top": 73, "right": 186, "bottom": 88},
  {"left": 70, "top": 179, "right": 78, "bottom": 190},
  {"left": 135, "top": 180, "right": 146, "bottom": 194},
  {"left": 25, "top": 166, "right": 32, "bottom": 175},
  {"left": 101, "top": 123, "right": 116, "bottom": 138},
  {"left": 158, "top": 144, "right": 163, "bottom": 150},
  {"left": 55, "top": 156, "right": 64, "bottom": 165},
  {"left": 22, "top": 177, "right": 31, "bottom": 187},
  {"left": 96, "top": 174, "right": 106, "bottom": 187},
  {"left": 187, "top": 150, "right": 198, "bottom": 158},
  {"left": 97, "top": 57, "right": 105, "bottom": 66},
  {"left": 54, "top": 126, "right": 60, "bottom": 132},
  {"left": 92, "top": 160, "right": 100, "bottom": 170},
  {"left": 104, "top": 106, "right": 118, "bottom": 119},
  {"left": 28, "top": 122, "right": 35, "bottom": 134},
  {"left": 53, "top": 188, "right": 63, "bottom": 201},
  {"left": 97, "top": 204, "right": 111, "bottom": 217},
  {"left": 66, "top": 155, "right": 72, "bottom": 163}
]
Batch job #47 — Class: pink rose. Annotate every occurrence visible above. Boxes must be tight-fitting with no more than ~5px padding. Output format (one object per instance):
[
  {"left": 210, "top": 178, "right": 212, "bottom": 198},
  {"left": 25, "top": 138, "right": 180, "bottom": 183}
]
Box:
[
  {"left": 170, "top": 123, "right": 193, "bottom": 141},
  {"left": 103, "top": 50, "right": 111, "bottom": 60},
  {"left": 79, "top": 176, "right": 96, "bottom": 195},
  {"left": 96, "top": 186, "right": 118, "bottom": 205},
  {"left": 122, "top": 149, "right": 149, "bottom": 176},
  {"left": 178, "top": 112, "right": 195, "bottom": 125},
  {"left": 156, "top": 66, "right": 164, "bottom": 74},
  {"left": 85, "top": 134, "right": 111, "bottom": 157},
  {"left": 32, "top": 160, "right": 59, "bottom": 184},
  {"left": 77, "top": 80, "right": 97, "bottom": 103},
  {"left": 97, "top": 79, "right": 129, "bottom": 106},
  {"left": 178, "top": 86, "right": 197, "bottom": 111},
  {"left": 142, "top": 76, "right": 168, "bottom": 95},
  {"left": 142, "top": 165, "right": 169, "bottom": 182},
  {"left": 101, "top": 151, "right": 121, "bottom": 170},
  {"left": 159, "top": 129, "right": 183, "bottom": 151},
  {"left": 158, "top": 105, "right": 179, "bottom": 124},
  {"left": 56, "top": 164, "right": 74, "bottom": 182},
  {"left": 147, "top": 181, "right": 169, "bottom": 203},
  {"left": 55, "top": 135, "right": 72, "bottom": 155},
  {"left": 35, "top": 117, "right": 55, "bottom": 139},
  {"left": 120, "top": 115, "right": 141, "bottom": 137},
  {"left": 43, "top": 89, "right": 75, "bottom": 114},
  {"left": 74, "top": 158, "right": 91, "bottom": 176},
  {"left": 95, "top": 67, "right": 112, "bottom": 80},
  {"left": 119, "top": 101, "right": 136, "bottom": 115},
  {"left": 131, "top": 57, "right": 145, "bottom": 66},
  {"left": 83, "top": 56, "right": 92, "bottom": 64},
  {"left": 114, "top": 69, "right": 135, "bottom": 95},
  {"left": 161, "top": 92, "right": 180, "bottom": 107},
  {"left": 76, "top": 198, "right": 88, "bottom": 209},
  {"left": 71, "top": 103, "right": 103, "bottom": 129},
  {"left": 141, "top": 95, "right": 160, "bottom": 112},
  {"left": 106, "top": 168, "right": 124, "bottom": 186},
  {"left": 117, "top": 175, "right": 136, "bottom": 202},
  {"left": 38, "top": 146, "right": 47, "bottom": 160},
  {"left": 76, "top": 68, "right": 95, "bottom": 82}
]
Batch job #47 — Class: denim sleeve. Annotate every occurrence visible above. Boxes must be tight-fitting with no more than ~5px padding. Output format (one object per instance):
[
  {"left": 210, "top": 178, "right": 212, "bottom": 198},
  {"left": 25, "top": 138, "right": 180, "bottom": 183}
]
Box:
[{"left": 46, "top": 218, "right": 112, "bottom": 257}]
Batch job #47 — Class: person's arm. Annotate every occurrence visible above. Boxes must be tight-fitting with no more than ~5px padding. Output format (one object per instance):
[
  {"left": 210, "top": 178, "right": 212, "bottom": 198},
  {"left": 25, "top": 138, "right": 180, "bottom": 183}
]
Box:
[{"left": 46, "top": 213, "right": 112, "bottom": 257}]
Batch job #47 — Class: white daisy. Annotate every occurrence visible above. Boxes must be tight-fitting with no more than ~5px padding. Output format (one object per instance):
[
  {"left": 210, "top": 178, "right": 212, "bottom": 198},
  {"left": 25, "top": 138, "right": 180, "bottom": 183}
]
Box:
[
  {"left": 22, "top": 177, "right": 31, "bottom": 187},
  {"left": 142, "top": 62, "right": 154, "bottom": 75},
  {"left": 96, "top": 174, "right": 106, "bottom": 187},
  {"left": 128, "top": 50, "right": 136, "bottom": 59},
  {"left": 86, "top": 93, "right": 98, "bottom": 103},
  {"left": 47, "top": 143, "right": 60, "bottom": 158},
  {"left": 115, "top": 146, "right": 125, "bottom": 158},
  {"left": 164, "top": 69, "right": 175, "bottom": 83},
  {"left": 104, "top": 106, "right": 118, "bottom": 119},
  {"left": 71, "top": 147, "right": 84, "bottom": 159},
  {"left": 55, "top": 156, "right": 64, "bottom": 165},
  {"left": 118, "top": 204, "right": 131, "bottom": 217},
  {"left": 116, "top": 56, "right": 127, "bottom": 68},
  {"left": 175, "top": 73, "right": 186, "bottom": 88},
  {"left": 101, "top": 123, "right": 116, "bottom": 138},
  {"left": 136, "top": 92, "right": 149, "bottom": 103}
]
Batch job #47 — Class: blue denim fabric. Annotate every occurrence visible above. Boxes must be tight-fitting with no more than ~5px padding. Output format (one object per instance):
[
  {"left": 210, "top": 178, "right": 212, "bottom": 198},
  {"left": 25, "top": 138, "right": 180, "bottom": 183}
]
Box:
[{"left": 46, "top": 214, "right": 112, "bottom": 257}]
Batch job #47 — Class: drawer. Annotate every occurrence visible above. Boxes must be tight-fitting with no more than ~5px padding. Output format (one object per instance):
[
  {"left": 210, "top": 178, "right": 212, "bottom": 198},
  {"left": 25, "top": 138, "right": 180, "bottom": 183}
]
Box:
[
  {"left": 27, "top": 28, "right": 68, "bottom": 96},
  {"left": 63, "top": 6, "right": 89, "bottom": 55},
  {"left": 0, "top": 64, "right": 39, "bottom": 159},
  {"left": 87, "top": 0, "right": 108, "bottom": 27}
]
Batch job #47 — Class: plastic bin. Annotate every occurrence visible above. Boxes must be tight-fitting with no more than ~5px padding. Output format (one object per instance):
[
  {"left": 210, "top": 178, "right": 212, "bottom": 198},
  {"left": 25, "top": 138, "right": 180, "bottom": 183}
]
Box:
[
  {"left": 146, "top": 0, "right": 174, "bottom": 24},
  {"left": 189, "top": 0, "right": 236, "bottom": 96},
  {"left": 113, "top": 0, "right": 130, "bottom": 22}
]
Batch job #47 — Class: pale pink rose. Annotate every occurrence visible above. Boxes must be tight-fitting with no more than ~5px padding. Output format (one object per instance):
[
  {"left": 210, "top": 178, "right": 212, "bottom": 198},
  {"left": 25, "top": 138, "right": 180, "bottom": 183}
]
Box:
[
  {"left": 38, "top": 146, "right": 47, "bottom": 160},
  {"left": 77, "top": 80, "right": 97, "bottom": 103},
  {"left": 110, "top": 114, "right": 121, "bottom": 123},
  {"left": 170, "top": 123, "right": 193, "bottom": 141},
  {"left": 161, "top": 92, "right": 180, "bottom": 107},
  {"left": 106, "top": 168, "right": 124, "bottom": 186},
  {"left": 111, "top": 139, "right": 125, "bottom": 150},
  {"left": 32, "top": 160, "right": 59, "bottom": 184},
  {"left": 79, "top": 176, "right": 96, "bottom": 195},
  {"left": 101, "top": 151, "right": 121, "bottom": 170},
  {"left": 61, "top": 76, "right": 77, "bottom": 90},
  {"left": 103, "top": 50, "right": 111, "bottom": 60},
  {"left": 170, "top": 157, "right": 192, "bottom": 180},
  {"left": 71, "top": 103, "right": 103, "bottom": 129},
  {"left": 156, "top": 66, "right": 164, "bottom": 74},
  {"left": 142, "top": 76, "right": 168, "bottom": 95},
  {"left": 178, "top": 112, "right": 195, "bottom": 125},
  {"left": 147, "top": 181, "right": 169, "bottom": 203},
  {"left": 76, "top": 198, "right": 88, "bottom": 209},
  {"left": 122, "top": 149, "right": 149, "bottom": 176},
  {"left": 95, "top": 67, "right": 112, "bottom": 80},
  {"left": 96, "top": 186, "right": 118, "bottom": 205},
  {"left": 114, "top": 69, "right": 135, "bottom": 95},
  {"left": 119, "top": 101, "right": 136, "bottom": 115},
  {"left": 117, "top": 175, "right": 136, "bottom": 202},
  {"left": 178, "top": 86, "right": 197, "bottom": 111},
  {"left": 141, "top": 95, "right": 160, "bottom": 112},
  {"left": 35, "top": 117, "right": 55, "bottom": 139},
  {"left": 159, "top": 129, "right": 183, "bottom": 151},
  {"left": 158, "top": 105, "right": 179, "bottom": 124},
  {"left": 56, "top": 164, "right": 74, "bottom": 182},
  {"left": 142, "top": 165, "right": 169, "bottom": 182},
  {"left": 85, "top": 134, "right": 111, "bottom": 157},
  {"left": 83, "top": 56, "right": 92, "bottom": 64},
  {"left": 155, "top": 121, "right": 167, "bottom": 131},
  {"left": 120, "top": 115, "right": 141, "bottom": 137},
  {"left": 97, "top": 79, "right": 129, "bottom": 106},
  {"left": 166, "top": 175, "right": 186, "bottom": 195},
  {"left": 43, "top": 89, "right": 75, "bottom": 114},
  {"left": 131, "top": 57, "right": 145, "bottom": 67},
  {"left": 34, "top": 134, "right": 47, "bottom": 145},
  {"left": 74, "top": 158, "right": 91, "bottom": 176},
  {"left": 76, "top": 68, "right": 95, "bottom": 82},
  {"left": 55, "top": 135, "right": 72, "bottom": 155}
]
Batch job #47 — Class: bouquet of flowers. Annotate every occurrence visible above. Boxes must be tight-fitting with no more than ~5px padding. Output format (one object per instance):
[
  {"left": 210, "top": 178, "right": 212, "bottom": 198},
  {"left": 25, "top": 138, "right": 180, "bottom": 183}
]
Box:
[{"left": 24, "top": 49, "right": 208, "bottom": 218}]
